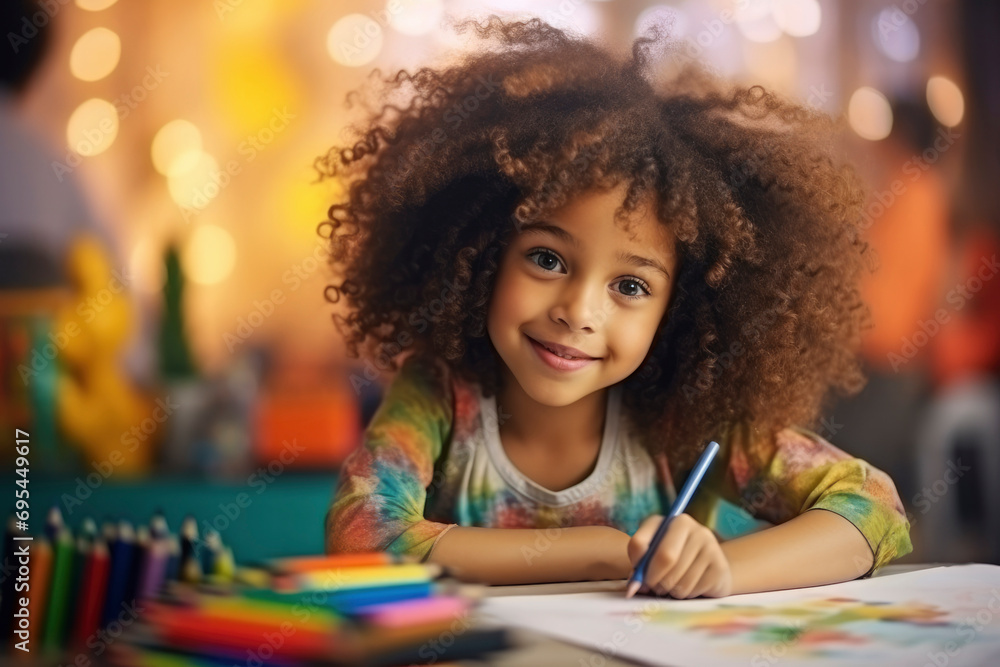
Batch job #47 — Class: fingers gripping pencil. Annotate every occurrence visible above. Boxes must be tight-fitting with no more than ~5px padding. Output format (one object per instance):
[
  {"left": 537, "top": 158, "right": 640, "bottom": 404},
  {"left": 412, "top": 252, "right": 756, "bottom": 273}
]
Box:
[{"left": 626, "top": 440, "right": 720, "bottom": 599}]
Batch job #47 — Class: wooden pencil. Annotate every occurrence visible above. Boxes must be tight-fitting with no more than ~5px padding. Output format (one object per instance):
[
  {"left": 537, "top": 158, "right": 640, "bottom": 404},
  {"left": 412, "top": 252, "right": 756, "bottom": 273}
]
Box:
[
  {"left": 269, "top": 552, "right": 415, "bottom": 574},
  {"left": 42, "top": 527, "right": 74, "bottom": 652},
  {"left": 101, "top": 520, "right": 135, "bottom": 628},
  {"left": 23, "top": 536, "right": 52, "bottom": 655},
  {"left": 72, "top": 538, "right": 109, "bottom": 647}
]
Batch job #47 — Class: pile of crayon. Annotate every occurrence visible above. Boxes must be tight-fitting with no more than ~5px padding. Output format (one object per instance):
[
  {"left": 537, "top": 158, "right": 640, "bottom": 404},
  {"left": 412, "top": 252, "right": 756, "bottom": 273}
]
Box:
[
  {"left": 107, "top": 552, "right": 512, "bottom": 666},
  {"left": 0, "top": 507, "right": 235, "bottom": 656}
]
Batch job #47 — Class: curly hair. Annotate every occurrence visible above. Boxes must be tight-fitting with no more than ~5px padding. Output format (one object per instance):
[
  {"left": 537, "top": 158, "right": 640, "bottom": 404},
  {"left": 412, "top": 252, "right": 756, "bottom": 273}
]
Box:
[{"left": 316, "top": 16, "right": 874, "bottom": 471}]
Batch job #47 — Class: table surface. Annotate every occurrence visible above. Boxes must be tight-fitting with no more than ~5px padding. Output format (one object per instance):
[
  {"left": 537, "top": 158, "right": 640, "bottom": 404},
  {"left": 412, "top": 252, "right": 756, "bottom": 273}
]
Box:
[{"left": 456, "top": 563, "right": 950, "bottom": 666}]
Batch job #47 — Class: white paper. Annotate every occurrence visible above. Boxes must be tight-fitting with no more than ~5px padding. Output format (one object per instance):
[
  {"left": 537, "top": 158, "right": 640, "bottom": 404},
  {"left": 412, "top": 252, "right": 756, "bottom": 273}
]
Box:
[{"left": 478, "top": 564, "right": 1000, "bottom": 666}]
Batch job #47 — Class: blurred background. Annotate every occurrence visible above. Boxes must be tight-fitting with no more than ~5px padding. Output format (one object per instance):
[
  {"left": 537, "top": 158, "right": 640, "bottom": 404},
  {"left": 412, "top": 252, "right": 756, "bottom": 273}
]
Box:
[{"left": 1, "top": 0, "right": 997, "bottom": 566}]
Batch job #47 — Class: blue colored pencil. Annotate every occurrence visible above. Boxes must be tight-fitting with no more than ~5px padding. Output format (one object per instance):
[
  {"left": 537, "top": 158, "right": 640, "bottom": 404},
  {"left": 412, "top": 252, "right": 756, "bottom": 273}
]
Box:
[
  {"left": 123, "top": 525, "right": 149, "bottom": 610},
  {"left": 102, "top": 521, "right": 136, "bottom": 628},
  {"left": 625, "top": 440, "right": 721, "bottom": 598},
  {"left": 44, "top": 505, "right": 63, "bottom": 543},
  {"left": 164, "top": 534, "right": 181, "bottom": 585}
]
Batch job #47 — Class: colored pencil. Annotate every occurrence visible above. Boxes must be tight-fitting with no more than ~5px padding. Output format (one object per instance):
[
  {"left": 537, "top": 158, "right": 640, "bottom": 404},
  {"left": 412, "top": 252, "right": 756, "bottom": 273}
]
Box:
[
  {"left": 73, "top": 538, "right": 110, "bottom": 647},
  {"left": 149, "top": 510, "right": 169, "bottom": 541},
  {"left": 145, "top": 602, "right": 341, "bottom": 659},
  {"left": 352, "top": 595, "right": 472, "bottom": 628},
  {"left": 287, "top": 563, "right": 443, "bottom": 591},
  {"left": 179, "top": 516, "right": 202, "bottom": 584},
  {"left": 24, "top": 536, "right": 52, "bottom": 654},
  {"left": 625, "top": 439, "right": 721, "bottom": 598},
  {"left": 243, "top": 578, "right": 484, "bottom": 614},
  {"left": 164, "top": 534, "right": 181, "bottom": 584},
  {"left": 67, "top": 518, "right": 98, "bottom": 621},
  {"left": 201, "top": 529, "right": 221, "bottom": 576},
  {"left": 42, "top": 526, "right": 74, "bottom": 652},
  {"left": 192, "top": 594, "right": 343, "bottom": 628},
  {"left": 44, "top": 506, "right": 63, "bottom": 543},
  {"left": 0, "top": 517, "right": 21, "bottom": 642},
  {"left": 327, "top": 581, "right": 436, "bottom": 612},
  {"left": 212, "top": 545, "right": 235, "bottom": 583},
  {"left": 269, "top": 552, "right": 414, "bottom": 574},
  {"left": 242, "top": 580, "right": 429, "bottom": 612},
  {"left": 138, "top": 537, "right": 170, "bottom": 601},
  {"left": 124, "top": 526, "right": 150, "bottom": 613},
  {"left": 102, "top": 521, "right": 136, "bottom": 628},
  {"left": 100, "top": 520, "right": 116, "bottom": 574}
]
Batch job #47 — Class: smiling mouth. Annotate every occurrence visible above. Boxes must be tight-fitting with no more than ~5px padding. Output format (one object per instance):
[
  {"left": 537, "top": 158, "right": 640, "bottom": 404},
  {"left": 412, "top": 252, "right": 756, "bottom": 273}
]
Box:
[{"left": 527, "top": 336, "right": 599, "bottom": 361}]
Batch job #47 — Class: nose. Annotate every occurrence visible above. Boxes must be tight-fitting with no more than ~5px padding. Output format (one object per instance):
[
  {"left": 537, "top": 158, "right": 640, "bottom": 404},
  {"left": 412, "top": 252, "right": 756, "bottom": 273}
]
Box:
[{"left": 550, "top": 277, "right": 605, "bottom": 333}]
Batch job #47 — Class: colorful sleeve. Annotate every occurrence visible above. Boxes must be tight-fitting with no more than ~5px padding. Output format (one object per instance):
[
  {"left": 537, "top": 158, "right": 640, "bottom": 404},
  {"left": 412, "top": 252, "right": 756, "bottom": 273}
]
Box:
[
  {"left": 710, "top": 422, "right": 913, "bottom": 577},
  {"left": 324, "top": 355, "right": 458, "bottom": 562}
]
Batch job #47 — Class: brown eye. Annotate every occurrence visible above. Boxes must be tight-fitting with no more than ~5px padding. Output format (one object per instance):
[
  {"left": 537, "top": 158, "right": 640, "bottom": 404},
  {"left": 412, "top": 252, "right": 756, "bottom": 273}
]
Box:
[
  {"left": 527, "top": 249, "right": 565, "bottom": 273},
  {"left": 619, "top": 279, "right": 641, "bottom": 296},
  {"left": 614, "top": 277, "right": 651, "bottom": 301}
]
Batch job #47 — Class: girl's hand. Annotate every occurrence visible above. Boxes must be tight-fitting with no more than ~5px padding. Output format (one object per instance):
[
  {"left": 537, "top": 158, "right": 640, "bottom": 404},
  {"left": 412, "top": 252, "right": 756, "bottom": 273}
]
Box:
[{"left": 627, "top": 514, "right": 733, "bottom": 599}]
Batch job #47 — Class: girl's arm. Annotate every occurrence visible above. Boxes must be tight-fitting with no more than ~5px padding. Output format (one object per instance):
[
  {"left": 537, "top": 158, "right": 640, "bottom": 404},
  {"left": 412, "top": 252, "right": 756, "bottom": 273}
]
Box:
[
  {"left": 719, "top": 508, "right": 874, "bottom": 595},
  {"left": 621, "top": 506, "right": 875, "bottom": 599},
  {"left": 326, "top": 355, "right": 459, "bottom": 560},
  {"left": 426, "top": 525, "right": 633, "bottom": 585},
  {"left": 625, "top": 423, "right": 911, "bottom": 598},
  {"left": 708, "top": 422, "right": 912, "bottom": 578}
]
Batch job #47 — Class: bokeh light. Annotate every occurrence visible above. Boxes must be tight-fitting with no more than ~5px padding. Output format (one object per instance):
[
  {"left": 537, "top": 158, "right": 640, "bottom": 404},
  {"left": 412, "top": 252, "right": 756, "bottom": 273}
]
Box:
[
  {"left": 873, "top": 8, "right": 920, "bottom": 63},
  {"left": 735, "top": 0, "right": 782, "bottom": 43},
  {"left": 390, "top": 0, "right": 444, "bottom": 36},
  {"left": 167, "top": 152, "right": 222, "bottom": 210},
  {"left": 327, "top": 14, "right": 384, "bottom": 67},
  {"left": 75, "top": 0, "right": 119, "bottom": 10},
  {"left": 182, "top": 225, "right": 237, "bottom": 285},
  {"left": 926, "top": 76, "right": 965, "bottom": 127},
  {"left": 69, "top": 27, "right": 121, "bottom": 82},
  {"left": 772, "top": 0, "right": 821, "bottom": 38},
  {"left": 151, "top": 120, "right": 203, "bottom": 177},
  {"left": 848, "top": 86, "right": 893, "bottom": 141},
  {"left": 66, "top": 98, "right": 119, "bottom": 156}
]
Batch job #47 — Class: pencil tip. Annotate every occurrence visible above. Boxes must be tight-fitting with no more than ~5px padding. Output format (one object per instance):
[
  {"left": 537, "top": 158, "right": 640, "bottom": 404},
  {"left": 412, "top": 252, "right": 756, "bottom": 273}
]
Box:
[{"left": 625, "top": 581, "right": 641, "bottom": 599}]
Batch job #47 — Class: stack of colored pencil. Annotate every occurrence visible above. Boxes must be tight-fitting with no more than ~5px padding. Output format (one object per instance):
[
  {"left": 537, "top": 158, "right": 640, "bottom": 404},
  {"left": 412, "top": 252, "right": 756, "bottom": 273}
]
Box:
[
  {"left": 107, "top": 552, "right": 512, "bottom": 666},
  {"left": 0, "top": 507, "right": 235, "bottom": 657}
]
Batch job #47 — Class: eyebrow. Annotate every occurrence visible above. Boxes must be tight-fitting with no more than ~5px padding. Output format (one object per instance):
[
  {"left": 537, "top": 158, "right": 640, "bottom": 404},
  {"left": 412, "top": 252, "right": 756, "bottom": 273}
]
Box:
[
  {"left": 619, "top": 251, "right": 672, "bottom": 279},
  {"left": 520, "top": 221, "right": 672, "bottom": 279}
]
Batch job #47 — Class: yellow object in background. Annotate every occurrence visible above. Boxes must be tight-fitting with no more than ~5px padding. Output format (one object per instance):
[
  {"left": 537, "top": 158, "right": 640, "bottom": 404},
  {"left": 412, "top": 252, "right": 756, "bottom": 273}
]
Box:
[{"left": 55, "top": 235, "right": 156, "bottom": 476}]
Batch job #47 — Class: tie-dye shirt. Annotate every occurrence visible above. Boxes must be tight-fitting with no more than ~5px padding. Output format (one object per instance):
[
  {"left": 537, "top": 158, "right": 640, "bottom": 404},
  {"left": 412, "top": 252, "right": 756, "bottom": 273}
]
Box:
[{"left": 325, "top": 355, "right": 912, "bottom": 576}]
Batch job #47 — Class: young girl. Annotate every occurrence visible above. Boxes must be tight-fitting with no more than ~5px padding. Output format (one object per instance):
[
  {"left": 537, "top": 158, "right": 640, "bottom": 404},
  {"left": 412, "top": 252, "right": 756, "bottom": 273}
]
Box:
[{"left": 318, "top": 16, "right": 912, "bottom": 598}]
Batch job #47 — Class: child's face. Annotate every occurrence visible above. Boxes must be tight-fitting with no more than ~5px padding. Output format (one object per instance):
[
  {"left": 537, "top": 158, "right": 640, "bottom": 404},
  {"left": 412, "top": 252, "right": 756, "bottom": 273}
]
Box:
[{"left": 487, "top": 184, "right": 678, "bottom": 407}]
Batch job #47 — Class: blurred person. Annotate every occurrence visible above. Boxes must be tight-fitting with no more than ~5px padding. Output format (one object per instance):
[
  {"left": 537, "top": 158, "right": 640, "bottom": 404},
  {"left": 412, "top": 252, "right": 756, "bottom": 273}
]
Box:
[{"left": 0, "top": 0, "right": 116, "bottom": 285}]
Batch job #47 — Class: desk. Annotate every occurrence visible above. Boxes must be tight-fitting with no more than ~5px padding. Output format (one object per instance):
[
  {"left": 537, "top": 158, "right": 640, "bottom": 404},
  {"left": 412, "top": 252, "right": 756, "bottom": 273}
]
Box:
[{"left": 461, "top": 563, "right": 945, "bottom": 666}]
